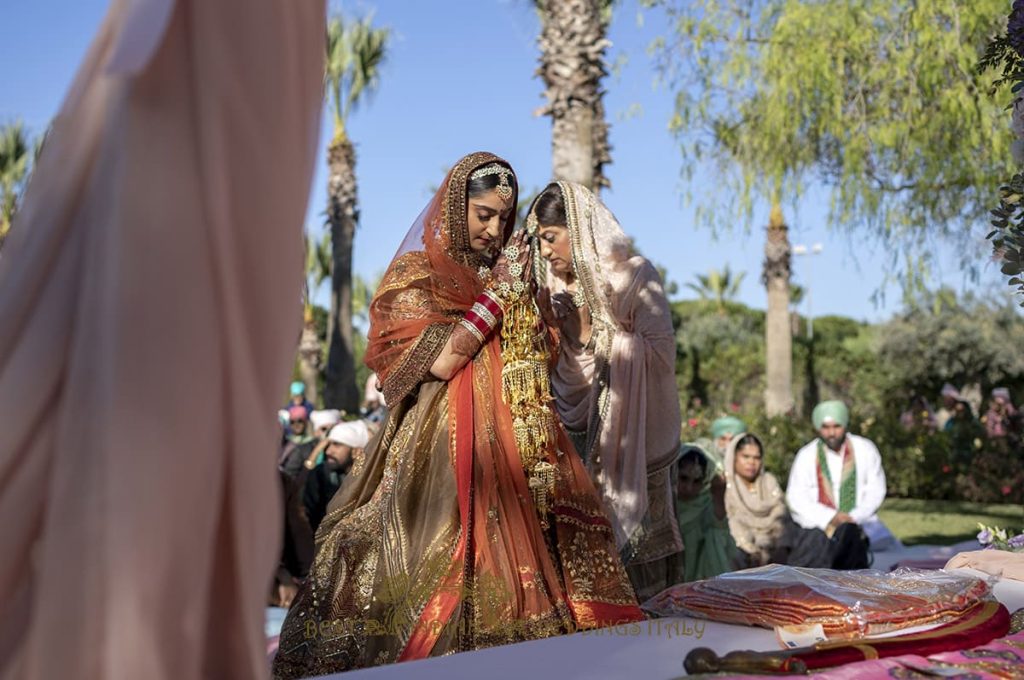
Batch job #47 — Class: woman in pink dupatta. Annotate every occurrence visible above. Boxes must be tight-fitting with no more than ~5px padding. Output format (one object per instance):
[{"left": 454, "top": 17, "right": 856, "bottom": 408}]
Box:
[
  {"left": 531, "top": 181, "right": 683, "bottom": 601},
  {"left": 0, "top": 1, "right": 324, "bottom": 678}
]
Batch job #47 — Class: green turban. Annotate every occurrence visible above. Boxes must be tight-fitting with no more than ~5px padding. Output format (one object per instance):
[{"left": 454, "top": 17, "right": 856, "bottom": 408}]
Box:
[
  {"left": 812, "top": 400, "right": 849, "bottom": 429},
  {"left": 711, "top": 416, "right": 747, "bottom": 441}
]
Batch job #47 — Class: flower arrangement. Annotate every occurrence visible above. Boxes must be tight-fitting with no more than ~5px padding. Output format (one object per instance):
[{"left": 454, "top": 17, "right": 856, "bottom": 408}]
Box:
[{"left": 976, "top": 523, "right": 1024, "bottom": 552}]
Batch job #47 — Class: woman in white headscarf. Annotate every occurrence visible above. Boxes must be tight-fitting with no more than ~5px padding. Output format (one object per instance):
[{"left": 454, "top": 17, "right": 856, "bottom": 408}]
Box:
[
  {"left": 530, "top": 181, "right": 683, "bottom": 600},
  {"left": 0, "top": 1, "right": 324, "bottom": 678}
]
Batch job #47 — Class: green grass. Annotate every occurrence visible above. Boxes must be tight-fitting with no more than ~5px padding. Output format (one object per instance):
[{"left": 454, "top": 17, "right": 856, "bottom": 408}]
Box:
[{"left": 878, "top": 499, "right": 1024, "bottom": 546}]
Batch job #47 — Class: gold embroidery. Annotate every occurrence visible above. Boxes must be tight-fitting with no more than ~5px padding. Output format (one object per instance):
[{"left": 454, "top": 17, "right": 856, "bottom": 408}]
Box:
[{"left": 380, "top": 323, "right": 453, "bottom": 407}]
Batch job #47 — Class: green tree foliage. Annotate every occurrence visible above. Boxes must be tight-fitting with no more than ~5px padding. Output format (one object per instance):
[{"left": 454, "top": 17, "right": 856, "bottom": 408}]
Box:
[
  {"left": 352, "top": 272, "right": 383, "bottom": 404},
  {"left": 325, "top": 14, "right": 389, "bottom": 145},
  {"left": 674, "top": 299, "right": 762, "bottom": 409},
  {"left": 674, "top": 291, "right": 1024, "bottom": 503},
  {"left": 304, "top": 231, "right": 331, "bottom": 307},
  {"left": 644, "top": 0, "right": 1009, "bottom": 279},
  {"left": 977, "top": 3, "right": 1024, "bottom": 300},
  {"left": 0, "top": 121, "right": 33, "bottom": 250},
  {"left": 878, "top": 290, "right": 1024, "bottom": 400},
  {"left": 684, "top": 266, "right": 746, "bottom": 312}
]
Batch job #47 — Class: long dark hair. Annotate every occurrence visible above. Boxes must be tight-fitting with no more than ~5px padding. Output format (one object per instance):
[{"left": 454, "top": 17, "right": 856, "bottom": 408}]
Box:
[{"left": 530, "top": 182, "right": 567, "bottom": 226}]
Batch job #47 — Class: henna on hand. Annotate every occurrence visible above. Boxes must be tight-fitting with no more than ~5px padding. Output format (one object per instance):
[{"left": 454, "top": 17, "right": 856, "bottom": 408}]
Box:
[
  {"left": 492, "top": 230, "right": 531, "bottom": 289},
  {"left": 451, "top": 323, "right": 483, "bottom": 358}
]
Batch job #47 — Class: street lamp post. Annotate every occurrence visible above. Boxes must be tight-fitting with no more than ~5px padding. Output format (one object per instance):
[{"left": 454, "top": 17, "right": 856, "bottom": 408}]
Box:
[{"left": 792, "top": 243, "right": 824, "bottom": 340}]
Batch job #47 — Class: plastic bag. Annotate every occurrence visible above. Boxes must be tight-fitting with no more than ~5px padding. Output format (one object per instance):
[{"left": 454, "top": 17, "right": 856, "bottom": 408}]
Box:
[{"left": 642, "top": 565, "right": 993, "bottom": 641}]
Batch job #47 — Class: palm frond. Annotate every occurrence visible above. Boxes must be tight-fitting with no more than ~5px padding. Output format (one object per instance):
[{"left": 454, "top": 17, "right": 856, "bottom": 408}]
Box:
[
  {"left": 324, "top": 13, "right": 390, "bottom": 140},
  {"left": 0, "top": 121, "right": 30, "bottom": 188},
  {"left": 304, "top": 231, "right": 332, "bottom": 290},
  {"left": 0, "top": 121, "right": 33, "bottom": 239},
  {"left": 344, "top": 17, "right": 389, "bottom": 119}
]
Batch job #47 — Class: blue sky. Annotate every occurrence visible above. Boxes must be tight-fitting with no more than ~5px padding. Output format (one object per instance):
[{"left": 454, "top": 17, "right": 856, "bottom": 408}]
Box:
[{"left": 1, "top": 0, "right": 1015, "bottom": 322}]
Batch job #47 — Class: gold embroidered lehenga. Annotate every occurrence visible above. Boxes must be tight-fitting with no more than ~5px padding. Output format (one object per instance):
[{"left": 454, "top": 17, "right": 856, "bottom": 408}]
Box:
[{"left": 272, "top": 153, "right": 642, "bottom": 678}]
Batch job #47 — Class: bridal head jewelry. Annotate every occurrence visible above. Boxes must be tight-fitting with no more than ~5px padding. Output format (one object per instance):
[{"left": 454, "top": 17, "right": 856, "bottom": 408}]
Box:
[
  {"left": 470, "top": 163, "right": 514, "bottom": 201},
  {"left": 526, "top": 212, "right": 539, "bottom": 236}
]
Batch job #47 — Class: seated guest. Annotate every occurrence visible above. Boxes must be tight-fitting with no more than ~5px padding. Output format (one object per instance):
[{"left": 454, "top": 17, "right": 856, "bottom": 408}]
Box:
[
  {"left": 984, "top": 387, "right": 1020, "bottom": 445},
  {"left": 724, "top": 433, "right": 791, "bottom": 568},
  {"left": 672, "top": 442, "right": 736, "bottom": 583},
  {"left": 786, "top": 400, "right": 898, "bottom": 568},
  {"left": 711, "top": 415, "right": 747, "bottom": 460},
  {"left": 899, "top": 395, "right": 937, "bottom": 433},
  {"left": 288, "top": 409, "right": 343, "bottom": 475},
  {"left": 309, "top": 409, "right": 342, "bottom": 440},
  {"left": 300, "top": 420, "right": 370, "bottom": 533},
  {"left": 726, "top": 434, "right": 831, "bottom": 569},
  {"left": 286, "top": 380, "right": 314, "bottom": 418},
  {"left": 278, "top": 405, "right": 317, "bottom": 478},
  {"left": 946, "top": 395, "right": 984, "bottom": 465}
]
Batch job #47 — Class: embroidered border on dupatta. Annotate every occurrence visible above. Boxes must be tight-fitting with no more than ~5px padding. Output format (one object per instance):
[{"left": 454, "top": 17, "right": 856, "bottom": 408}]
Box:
[
  {"left": 380, "top": 323, "right": 453, "bottom": 407},
  {"left": 557, "top": 181, "right": 614, "bottom": 465}
]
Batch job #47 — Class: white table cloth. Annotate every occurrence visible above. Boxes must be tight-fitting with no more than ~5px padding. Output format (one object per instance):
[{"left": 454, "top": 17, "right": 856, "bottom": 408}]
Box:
[{"left": 285, "top": 567, "right": 1022, "bottom": 680}]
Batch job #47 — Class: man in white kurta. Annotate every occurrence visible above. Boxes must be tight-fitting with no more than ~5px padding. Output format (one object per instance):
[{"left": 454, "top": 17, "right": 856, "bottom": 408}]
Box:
[{"left": 786, "top": 400, "right": 899, "bottom": 552}]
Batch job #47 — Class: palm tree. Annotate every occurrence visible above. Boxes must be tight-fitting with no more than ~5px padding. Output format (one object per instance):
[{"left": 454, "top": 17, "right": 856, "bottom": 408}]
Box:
[
  {"left": 298, "top": 232, "right": 332, "bottom": 405},
  {"left": 685, "top": 266, "right": 746, "bottom": 313},
  {"left": 0, "top": 122, "right": 32, "bottom": 251},
  {"left": 535, "top": 0, "right": 614, "bottom": 193},
  {"left": 763, "top": 203, "right": 794, "bottom": 416},
  {"left": 322, "top": 14, "right": 389, "bottom": 414},
  {"left": 351, "top": 272, "right": 382, "bottom": 334}
]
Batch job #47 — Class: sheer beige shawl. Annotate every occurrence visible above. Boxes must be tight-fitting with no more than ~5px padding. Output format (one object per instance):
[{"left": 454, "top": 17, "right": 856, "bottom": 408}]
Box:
[{"left": 538, "top": 182, "right": 682, "bottom": 560}]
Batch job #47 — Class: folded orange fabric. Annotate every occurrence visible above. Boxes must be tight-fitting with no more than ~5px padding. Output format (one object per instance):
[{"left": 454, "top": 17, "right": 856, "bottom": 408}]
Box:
[{"left": 644, "top": 565, "right": 993, "bottom": 640}]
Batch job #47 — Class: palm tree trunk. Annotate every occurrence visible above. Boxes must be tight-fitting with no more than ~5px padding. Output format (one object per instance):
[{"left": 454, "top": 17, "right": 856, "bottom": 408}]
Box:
[
  {"left": 298, "top": 306, "right": 322, "bottom": 405},
  {"left": 763, "top": 203, "right": 794, "bottom": 416},
  {"left": 324, "top": 136, "right": 360, "bottom": 413},
  {"left": 536, "top": 0, "right": 612, "bottom": 193}
]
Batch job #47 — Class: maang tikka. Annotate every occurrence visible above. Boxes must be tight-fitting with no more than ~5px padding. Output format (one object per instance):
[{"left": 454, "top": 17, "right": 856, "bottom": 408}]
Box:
[{"left": 470, "top": 163, "right": 514, "bottom": 201}]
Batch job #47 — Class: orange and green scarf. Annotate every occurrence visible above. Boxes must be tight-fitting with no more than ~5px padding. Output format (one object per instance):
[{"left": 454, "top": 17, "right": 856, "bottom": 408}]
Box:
[{"left": 816, "top": 439, "right": 856, "bottom": 513}]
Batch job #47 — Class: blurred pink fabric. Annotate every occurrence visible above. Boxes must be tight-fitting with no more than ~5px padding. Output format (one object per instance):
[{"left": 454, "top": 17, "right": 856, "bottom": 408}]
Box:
[{"left": 0, "top": 1, "right": 324, "bottom": 678}]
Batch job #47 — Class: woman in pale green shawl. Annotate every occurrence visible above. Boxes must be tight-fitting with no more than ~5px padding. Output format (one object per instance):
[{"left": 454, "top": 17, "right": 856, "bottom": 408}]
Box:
[{"left": 671, "top": 441, "right": 736, "bottom": 583}]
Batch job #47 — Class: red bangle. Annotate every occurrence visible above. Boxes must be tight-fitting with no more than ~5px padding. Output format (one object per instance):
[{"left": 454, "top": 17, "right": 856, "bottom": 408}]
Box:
[
  {"left": 459, "top": 317, "right": 486, "bottom": 342},
  {"left": 479, "top": 290, "right": 504, "bottom": 317},
  {"left": 463, "top": 309, "right": 492, "bottom": 337}
]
